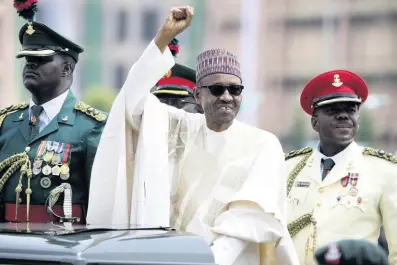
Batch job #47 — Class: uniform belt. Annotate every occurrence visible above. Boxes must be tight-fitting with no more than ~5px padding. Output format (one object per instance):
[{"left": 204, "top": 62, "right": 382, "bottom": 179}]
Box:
[{"left": 5, "top": 203, "right": 85, "bottom": 223}]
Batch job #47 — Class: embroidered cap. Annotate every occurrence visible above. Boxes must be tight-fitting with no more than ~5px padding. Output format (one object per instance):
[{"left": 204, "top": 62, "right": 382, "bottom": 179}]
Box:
[
  {"left": 196, "top": 49, "right": 242, "bottom": 83},
  {"left": 300, "top": 70, "right": 368, "bottom": 115}
]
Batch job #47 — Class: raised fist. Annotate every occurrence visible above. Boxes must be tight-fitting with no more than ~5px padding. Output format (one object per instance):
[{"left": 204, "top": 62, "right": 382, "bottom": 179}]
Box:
[{"left": 155, "top": 6, "right": 194, "bottom": 52}]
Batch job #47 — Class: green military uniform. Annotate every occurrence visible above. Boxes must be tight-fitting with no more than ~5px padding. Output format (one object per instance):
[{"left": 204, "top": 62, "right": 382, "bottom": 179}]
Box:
[{"left": 0, "top": 18, "right": 106, "bottom": 223}]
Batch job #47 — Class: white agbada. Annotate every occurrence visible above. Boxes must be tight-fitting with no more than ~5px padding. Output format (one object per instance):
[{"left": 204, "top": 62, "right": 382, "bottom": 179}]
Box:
[{"left": 87, "top": 40, "right": 299, "bottom": 265}]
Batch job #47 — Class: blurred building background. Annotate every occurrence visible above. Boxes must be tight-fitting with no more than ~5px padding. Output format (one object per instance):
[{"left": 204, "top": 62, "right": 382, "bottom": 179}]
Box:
[{"left": 1, "top": 0, "right": 396, "bottom": 152}]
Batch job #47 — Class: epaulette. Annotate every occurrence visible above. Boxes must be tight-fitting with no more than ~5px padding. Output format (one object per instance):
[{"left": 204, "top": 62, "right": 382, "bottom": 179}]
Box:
[
  {"left": 363, "top": 147, "right": 397, "bottom": 163},
  {"left": 285, "top": 147, "right": 313, "bottom": 161},
  {"left": 74, "top": 101, "right": 107, "bottom": 122},
  {"left": 0, "top": 102, "right": 29, "bottom": 128},
  {"left": 0, "top": 102, "right": 29, "bottom": 116}
]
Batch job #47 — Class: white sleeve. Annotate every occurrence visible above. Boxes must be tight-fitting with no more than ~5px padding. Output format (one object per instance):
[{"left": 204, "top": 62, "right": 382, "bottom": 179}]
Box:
[
  {"left": 210, "top": 135, "right": 300, "bottom": 265},
  {"left": 121, "top": 39, "right": 175, "bottom": 129}
]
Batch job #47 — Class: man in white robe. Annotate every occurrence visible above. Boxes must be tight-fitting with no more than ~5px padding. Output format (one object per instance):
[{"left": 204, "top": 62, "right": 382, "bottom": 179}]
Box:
[{"left": 86, "top": 6, "right": 299, "bottom": 265}]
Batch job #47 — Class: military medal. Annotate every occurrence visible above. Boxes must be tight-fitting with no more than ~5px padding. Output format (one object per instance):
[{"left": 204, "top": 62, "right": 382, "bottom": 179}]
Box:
[
  {"left": 340, "top": 175, "right": 349, "bottom": 187},
  {"left": 348, "top": 187, "right": 358, "bottom": 197},
  {"left": 33, "top": 159, "right": 42, "bottom": 175},
  {"left": 33, "top": 141, "right": 47, "bottom": 175},
  {"left": 40, "top": 177, "right": 51, "bottom": 188},
  {"left": 51, "top": 142, "right": 63, "bottom": 176},
  {"left": 42, "top": 165, "right": 52, "bottom": 176},
  {"left": 33, "top": 166, "right": 41, "bottom": 175},
  {"left": 60, "top": 164, "right": 70, "bottom": 175},
  {"left": 60, "top": 172, "right": 70, "bottom": 180},
  {"left": 43, "top": 150, "right": 53, "bottom": 162},
  {"left": 339, "top": 174, "right": 350, "bottom": 196},
  {"left": 51, "top": 154, "right": 61, "bottom": 165},
  {"left": 52, "top": 165, "right": 61, "bottom": 176},
  {"left": 348, "top": 173, "right": 359, "bottom": 197},
  {"left": 33, "top": 159, "right": 42, "bottom": 169},
  {"left": 350, "top": 173, "right": 359, "bottom": 186},
  {"left": 43, "top": 141, "right": 55, "bottom": 162},
  {"left": 59, "top": 144, "right": 71, "bottom": 180},
  {"left": 51, "top": 142, "right": 63, "bottom": 165}
]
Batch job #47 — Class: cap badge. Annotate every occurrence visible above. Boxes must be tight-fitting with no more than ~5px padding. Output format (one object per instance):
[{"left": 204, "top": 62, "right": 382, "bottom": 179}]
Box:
[
  {"left": 332, "top": 74, "right": 343, "bottom": 88},
  {"left": 25, "top": 22, "right": 35, "bottom": 35},
  {"left": 325, "top": 243, "right": 342, "bottom": 264},
  {"left": 164, "top": 69, "right": 172, "bottom": 78}
]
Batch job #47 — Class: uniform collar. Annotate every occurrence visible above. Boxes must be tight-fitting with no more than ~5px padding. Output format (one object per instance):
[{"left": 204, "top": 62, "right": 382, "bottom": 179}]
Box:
[
  {"left": 316, "top": 141, "right": 357, "bottom": 166},
  {"left": 29, "top": 89, "right": 69, "bottom": 121}
]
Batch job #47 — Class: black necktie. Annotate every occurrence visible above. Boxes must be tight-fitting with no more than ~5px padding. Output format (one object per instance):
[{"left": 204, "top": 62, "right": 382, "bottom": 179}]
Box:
[
  {"left": 322, "top": 158, "right": 335, "bottom": 180},
  {"left": 30, "top": 105, "right": 43, "bottom": 140}
]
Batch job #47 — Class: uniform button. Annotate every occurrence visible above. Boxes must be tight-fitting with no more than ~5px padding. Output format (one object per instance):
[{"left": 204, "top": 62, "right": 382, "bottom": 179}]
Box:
[
  {"left": 318, "top": 187, "right": 324, "bottom": 193},
  {"left": 316, "top": 202, "right": 322, "bottom": 207}
]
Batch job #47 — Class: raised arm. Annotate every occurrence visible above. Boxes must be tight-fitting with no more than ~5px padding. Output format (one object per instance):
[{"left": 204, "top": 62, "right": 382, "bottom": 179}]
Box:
[{"left": 122, "top": 6, "right": 194, "bottom": 130}]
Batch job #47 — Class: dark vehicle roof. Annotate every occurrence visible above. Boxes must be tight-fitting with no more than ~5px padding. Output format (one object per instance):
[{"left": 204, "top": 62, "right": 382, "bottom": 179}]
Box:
[{"left": 0, "top": 223, "right": 216, "bottom": 265}]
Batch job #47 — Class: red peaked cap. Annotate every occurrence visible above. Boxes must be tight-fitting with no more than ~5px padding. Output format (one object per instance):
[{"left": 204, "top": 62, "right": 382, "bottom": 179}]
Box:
[{"left": 300, "top": 70, "right": 369, "bottom": 115}]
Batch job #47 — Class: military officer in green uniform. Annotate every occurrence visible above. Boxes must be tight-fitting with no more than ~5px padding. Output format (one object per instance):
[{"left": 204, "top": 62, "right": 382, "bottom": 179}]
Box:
[
  {"left": 151, "top": 39, "right": 203, "bottom": 114},
  {"left": 0, "top": 16, "right": 106, "bottom": 223}
]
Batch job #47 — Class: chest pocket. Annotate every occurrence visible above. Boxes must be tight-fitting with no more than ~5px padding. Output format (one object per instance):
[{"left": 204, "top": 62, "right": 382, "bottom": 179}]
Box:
[
  {"left": 329, "top": 180, "right": 379, "bottom": 214},
  {"left": 330, "top": 194, "right": 367, "bottom": 213},
  {"left": 287, "top": 180, "right": 314, "bottom": 219}
]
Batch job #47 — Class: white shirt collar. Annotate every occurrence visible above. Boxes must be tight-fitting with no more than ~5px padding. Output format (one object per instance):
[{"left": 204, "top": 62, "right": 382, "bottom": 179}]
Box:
[
  {"left": 29, "top": 89, "right": 69, "bottom": 121},
  {"left": 316, "top": 141, "right": 357, "bottom": 165}
]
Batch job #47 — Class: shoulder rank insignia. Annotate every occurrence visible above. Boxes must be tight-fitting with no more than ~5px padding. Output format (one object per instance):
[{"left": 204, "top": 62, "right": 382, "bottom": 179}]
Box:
[
  {"left": 363, "top": 147, "right": 397, "bottom": 163},
  {"left": 74, "top": 101, "right": 107, "bottom": 122},
  {"left": 0, "top": 102, "right": 29, "bottom": 128},
  {"left": 0, "top": 102, "right": 29, "bottom": 116},
  {"left": 285, "top": 147, "right": 313, "bottom": 161}
]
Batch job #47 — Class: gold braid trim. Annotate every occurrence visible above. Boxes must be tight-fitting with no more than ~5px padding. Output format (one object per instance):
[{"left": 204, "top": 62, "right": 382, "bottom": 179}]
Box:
[
  {"left": 74, "top": 101, "right": 107, "bottom": 122},
  {"left": 0, "top": 113, "right": 10, "bottom": 129},
  {"left": 0, "top": 147, "right": 33, "bottom": 221},
  {"left": 285, "top": 146, "right": 313, "bottom": 160},
  {"left": 288, "top": 211, "right": 318, "bottom": 256},
  {"left": 286, "top": 149, "right": 317, "bottom": 255},
  {"left": 0, "top": 102, "right": 29, "bottom": 129},
  {"left": 287, "top": 211, "right": 316, "bottom": 237},
  {"left": 287, "top": 150, "right": 313, "bottom": 196},
  {"left": 0, "top": 102, "right": 29, "bottom": 116},
  {"left": 363, "top": 147, "right": 397, "bottom": 163}
]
